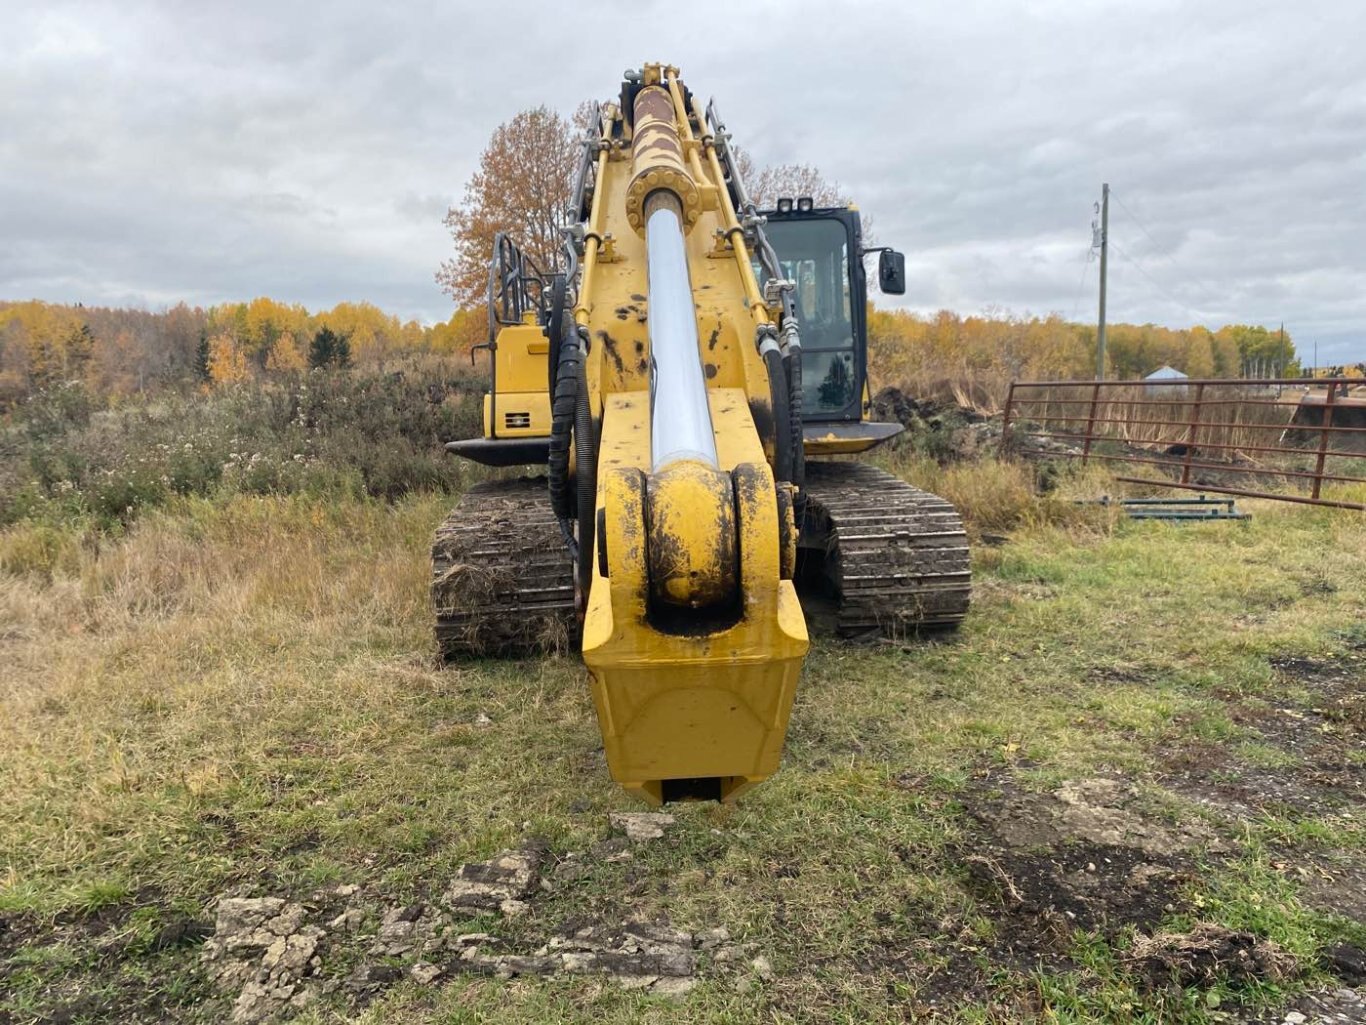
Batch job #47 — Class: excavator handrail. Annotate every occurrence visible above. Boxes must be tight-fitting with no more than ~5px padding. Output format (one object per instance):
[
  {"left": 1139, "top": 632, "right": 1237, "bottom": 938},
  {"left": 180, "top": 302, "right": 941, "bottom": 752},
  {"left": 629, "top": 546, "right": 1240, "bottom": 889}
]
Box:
[{"left": 485, "top": 232, "right": 549, "bottom": 338}]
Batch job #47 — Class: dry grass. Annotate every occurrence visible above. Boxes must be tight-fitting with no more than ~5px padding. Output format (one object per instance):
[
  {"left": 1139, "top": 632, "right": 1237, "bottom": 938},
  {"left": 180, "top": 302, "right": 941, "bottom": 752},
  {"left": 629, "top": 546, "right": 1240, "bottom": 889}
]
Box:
[
  {"left": 2, "top": 469, "right": 1365, "bottom": 1023},
  {"left": 878, "top": 452, "right": 1121, "bottom": 538},
  {"left": 1011, "top": 382, "right": 1305, "bottom": 452},
  {"left": 0, "top": 494, "right": 450, "bottom": 905}
]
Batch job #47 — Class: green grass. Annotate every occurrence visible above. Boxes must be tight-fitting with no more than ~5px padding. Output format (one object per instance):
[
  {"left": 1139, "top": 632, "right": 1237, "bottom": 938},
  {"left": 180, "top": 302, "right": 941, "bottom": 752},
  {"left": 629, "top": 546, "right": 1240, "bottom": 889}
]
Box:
[{"left": 2, "top": 472, "right": 1363, "bottom": 1023}]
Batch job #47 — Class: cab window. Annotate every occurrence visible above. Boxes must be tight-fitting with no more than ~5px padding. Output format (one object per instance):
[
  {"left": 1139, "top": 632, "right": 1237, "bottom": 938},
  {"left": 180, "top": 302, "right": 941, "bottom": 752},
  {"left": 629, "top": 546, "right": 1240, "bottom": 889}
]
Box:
[{"left": 757, "top": 217, "right": 858, "bottom": 418}]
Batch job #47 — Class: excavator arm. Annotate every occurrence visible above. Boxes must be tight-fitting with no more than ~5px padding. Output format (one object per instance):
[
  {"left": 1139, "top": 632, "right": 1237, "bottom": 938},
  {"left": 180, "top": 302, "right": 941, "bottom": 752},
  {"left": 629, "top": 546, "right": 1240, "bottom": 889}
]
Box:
[{"left": 432, "top": 63, "right": 971, "bottom": 803}]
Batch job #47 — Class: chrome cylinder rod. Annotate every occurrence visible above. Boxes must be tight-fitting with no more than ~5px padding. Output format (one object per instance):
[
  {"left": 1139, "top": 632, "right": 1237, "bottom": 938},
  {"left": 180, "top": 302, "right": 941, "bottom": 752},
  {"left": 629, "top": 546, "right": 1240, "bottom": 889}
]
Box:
[{"left": 645, "top": 191, "right": 717, "bottom": 470}]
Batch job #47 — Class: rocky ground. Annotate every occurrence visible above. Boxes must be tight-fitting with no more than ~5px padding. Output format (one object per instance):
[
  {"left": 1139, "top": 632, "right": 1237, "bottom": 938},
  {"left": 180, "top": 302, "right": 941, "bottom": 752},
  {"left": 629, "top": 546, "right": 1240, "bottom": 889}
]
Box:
[
  {"left": 4, "top": 466, "right": 1363, "bottom": 1024},
  {"left": 196, "top": 813, "right": 768, "bottom": 1023},
  {"left": 171, "top": 764, "right": 1363, "bottom": 1025}
]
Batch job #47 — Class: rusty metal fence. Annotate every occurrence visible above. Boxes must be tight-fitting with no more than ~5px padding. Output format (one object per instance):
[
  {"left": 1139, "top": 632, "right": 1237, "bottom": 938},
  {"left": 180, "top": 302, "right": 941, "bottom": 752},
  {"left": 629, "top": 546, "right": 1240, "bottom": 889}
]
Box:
[{"left": 1001, "top": 377, "right": 1366, "bottom": 511}]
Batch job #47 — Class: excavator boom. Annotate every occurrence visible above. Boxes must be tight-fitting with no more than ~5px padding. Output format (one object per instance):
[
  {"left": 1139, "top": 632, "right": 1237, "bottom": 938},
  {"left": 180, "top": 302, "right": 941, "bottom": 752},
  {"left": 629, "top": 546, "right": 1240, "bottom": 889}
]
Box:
[{"left": 432, "top": 64, "right": 971, "bottom": 803}]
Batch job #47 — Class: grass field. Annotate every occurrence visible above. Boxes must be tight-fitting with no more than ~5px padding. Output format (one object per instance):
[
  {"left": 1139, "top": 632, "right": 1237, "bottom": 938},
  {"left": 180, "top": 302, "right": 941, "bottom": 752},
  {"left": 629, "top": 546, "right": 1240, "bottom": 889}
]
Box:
[{"left": 2, "top": 459, "right": 1364, "bottom": 1023}]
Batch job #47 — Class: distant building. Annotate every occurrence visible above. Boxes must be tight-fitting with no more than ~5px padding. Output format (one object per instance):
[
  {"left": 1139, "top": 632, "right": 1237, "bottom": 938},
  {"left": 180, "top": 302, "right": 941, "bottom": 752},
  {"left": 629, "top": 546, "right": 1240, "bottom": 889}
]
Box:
[{"left": 1144, "top": 365, "right": 1189, "bottom": 395}]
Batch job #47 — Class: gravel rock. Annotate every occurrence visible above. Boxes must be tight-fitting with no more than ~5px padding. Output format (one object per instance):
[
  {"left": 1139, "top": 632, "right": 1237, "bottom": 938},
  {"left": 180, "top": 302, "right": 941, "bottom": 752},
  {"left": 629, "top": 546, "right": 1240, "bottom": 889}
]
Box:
[
  {"left": 443, "top": 846, "right": 545, "bottom": 915},
  {"left": 201, "top": 897, "right": 328, "bottom": 1023},
  {"left": 1271, "top": 986, "right": 1365, "bottom": 1024},
  {"left": 697, "top": 927, "right": 731, "bottom": 950},
  {"left": 328, "top": 908, "right": 365, "bottom": 932},
  {"left": 610, "top": 811, "right": 675, "bottom": 842},
  {"left": 200, "top": 873, "right": 757, "bottom": 1014},
  {"left": 409, "top": 961, "right": 444, "bottom": 985},
  {"left": 368, "top": 904, "right": 449, "bottom": 958}
]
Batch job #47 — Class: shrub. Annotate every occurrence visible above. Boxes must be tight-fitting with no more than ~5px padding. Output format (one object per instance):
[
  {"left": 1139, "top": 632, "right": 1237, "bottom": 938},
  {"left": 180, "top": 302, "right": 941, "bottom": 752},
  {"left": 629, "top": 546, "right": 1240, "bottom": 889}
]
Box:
[{"left": 0, "top": 360, "right": 487, "bottom": 532}]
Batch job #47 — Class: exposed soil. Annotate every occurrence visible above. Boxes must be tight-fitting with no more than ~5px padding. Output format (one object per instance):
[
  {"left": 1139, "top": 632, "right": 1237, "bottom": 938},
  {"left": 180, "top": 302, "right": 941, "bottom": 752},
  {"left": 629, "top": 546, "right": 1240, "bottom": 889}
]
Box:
[
  {"left": 1133, "top": 649, "right": 1366, "bottom": 1023},
  {"left": 0, "top": 891, "right": 215, "bottom": 1025},
  {"left": 1159, "top": 651, "right": 1366, "bottom": 819},
  {"left": 849, "top": 773, "right": 1214, "bottom": 1013},
  {"left": 910, "top": 758, "right": 1363, "bottom": 1016},
  {"left": 962, "top": 776, "right": 1201, "bottom": 936}
]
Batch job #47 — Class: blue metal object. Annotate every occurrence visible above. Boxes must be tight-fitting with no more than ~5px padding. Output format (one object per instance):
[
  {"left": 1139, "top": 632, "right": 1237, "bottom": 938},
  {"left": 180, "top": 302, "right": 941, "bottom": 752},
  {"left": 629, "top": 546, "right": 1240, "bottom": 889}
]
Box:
[{"left": 1081, "top": 495, "right": 1250, "bottom": 521}]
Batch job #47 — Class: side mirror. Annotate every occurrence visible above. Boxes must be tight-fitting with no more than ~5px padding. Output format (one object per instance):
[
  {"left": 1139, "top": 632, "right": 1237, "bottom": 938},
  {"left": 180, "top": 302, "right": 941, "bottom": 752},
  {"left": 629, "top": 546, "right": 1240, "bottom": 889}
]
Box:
[{"left": 878, "top": 250, "right": 906, "bottom": 295}]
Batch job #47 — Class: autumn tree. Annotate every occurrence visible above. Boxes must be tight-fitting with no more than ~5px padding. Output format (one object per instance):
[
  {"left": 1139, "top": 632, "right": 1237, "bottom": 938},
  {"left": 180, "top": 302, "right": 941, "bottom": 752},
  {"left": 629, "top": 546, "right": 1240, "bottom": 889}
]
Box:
[
  {"left": 738, "top": 156, "right": 852, "bottom": 210},
  {"left": 428, "top": 309, "right": 484, "bottom": 355},
  {"left": 206, "top": 334, "right": 250, "bottom": 386},
  {"left": 316, "top": 302, "right": 399, "bottom": 365},
  {"left": 265, "top": 332, "right": 307, "bottom": 374},
  {"left": 437, "top": 106, "right": 580, "bottom": 309},
  {"left": 243, "top": 297, "right": 309, "bottom": 361},
  {"left": 195, "top": 333, "right": 211, "bottom": 383}
]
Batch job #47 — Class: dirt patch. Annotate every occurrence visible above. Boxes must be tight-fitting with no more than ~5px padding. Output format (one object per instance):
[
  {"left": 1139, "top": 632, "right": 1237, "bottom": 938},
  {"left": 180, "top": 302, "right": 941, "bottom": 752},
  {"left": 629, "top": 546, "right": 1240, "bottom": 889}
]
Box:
[
  {"left": 1127, "top": 922, "right": 1296, "bottom": 987},
  {"left": 1297, "top": 852, "right": 1366, "bottom": 925},
  {"left": 865, "top": 774, "right": 1215, "bottom": 1012},
  {"left": 0, "top": 892, "right": 214, "bottom": 1025},
  {"left": 1163, "top": 751, "right": 1364, "bottom": 819},
  {"left": 975, "top": 776, "right": 1220, "bottom": 856},
  {"left": 966, "top": 841, "right": 1190, "bottom": 940},
  {"left": 1270, "top": 653, "right": 1366, "bottom": 734},
  {"left": 962, "top": 778, "right": 1205, "bottom": 940},
  {"left": 1159, "top": 652, "right": 1366, "bottom": 819}
]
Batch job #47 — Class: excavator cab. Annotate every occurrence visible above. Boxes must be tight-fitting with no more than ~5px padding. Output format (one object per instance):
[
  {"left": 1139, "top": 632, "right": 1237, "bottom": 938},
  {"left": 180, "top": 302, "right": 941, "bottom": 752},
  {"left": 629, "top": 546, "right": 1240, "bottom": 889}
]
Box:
[
  {"left": 761, "top": 204, "right": 867, "bottom": 423},
  {"left": 761, "top": 202, "right": 908, "bottom": 454}
]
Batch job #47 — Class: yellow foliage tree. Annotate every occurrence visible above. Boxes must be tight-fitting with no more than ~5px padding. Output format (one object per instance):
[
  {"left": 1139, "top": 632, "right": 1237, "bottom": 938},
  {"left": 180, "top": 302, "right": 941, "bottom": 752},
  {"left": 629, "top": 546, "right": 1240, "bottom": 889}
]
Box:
[
  {"left": 315, "top": 301, "right": 398, "bottom": 365},
  {"left": 428, "top": 309, "right": 484, "bottom": 355},
  {"left": 244, "top": 297, "right": 309, "bottom": 358},
  {"left": 206, "top": 333, "right": 250, "bottom": 386},
  {"left": 265, "top": 332, "right": 307, "bottom": 374},
  {"left": 0, "top": 300, "right": 87, "bottom": 387}
]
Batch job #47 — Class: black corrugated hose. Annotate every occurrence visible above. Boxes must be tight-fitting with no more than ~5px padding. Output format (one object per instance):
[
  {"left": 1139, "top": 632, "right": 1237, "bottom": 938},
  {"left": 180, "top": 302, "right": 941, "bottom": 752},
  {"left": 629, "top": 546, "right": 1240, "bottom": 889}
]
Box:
[
  {"left": 764, "top": 345, "right": 793, "bottom": 484},
  {"left": 785, "top": 347, "right": 805, "bottom": 487},
  {"left": 573, "top": 342, "right": 597, "bottom": 599}
]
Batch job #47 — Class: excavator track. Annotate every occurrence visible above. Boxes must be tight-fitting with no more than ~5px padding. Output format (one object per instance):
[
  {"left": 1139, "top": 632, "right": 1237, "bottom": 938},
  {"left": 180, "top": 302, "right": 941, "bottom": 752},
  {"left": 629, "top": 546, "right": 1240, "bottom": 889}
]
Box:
[
  {"left": 799, "top": 461, "right": 971, "bottom": 637},
  {"left": 431, "top": 477, "right": 577, "bottom": 658}
]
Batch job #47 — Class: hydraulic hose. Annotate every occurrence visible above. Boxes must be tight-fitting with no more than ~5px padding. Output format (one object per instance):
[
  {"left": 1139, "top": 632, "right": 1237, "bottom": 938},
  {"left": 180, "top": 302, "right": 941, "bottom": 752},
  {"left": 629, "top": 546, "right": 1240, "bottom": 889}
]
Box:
[
  {"left": 546, "top": 274, "right": 568, "bottom": 394},
  {"left": 573, "top": 350, "right": 597, "bottom": 600},
  {"left": 547, "top": 340, "right": 580, "bottom": 521},
  {"left": 764, "top": 344, "right": 793, "bottom": 484},
  {"left": 785, "top": 347, "right": 805, "bottom": 487}
]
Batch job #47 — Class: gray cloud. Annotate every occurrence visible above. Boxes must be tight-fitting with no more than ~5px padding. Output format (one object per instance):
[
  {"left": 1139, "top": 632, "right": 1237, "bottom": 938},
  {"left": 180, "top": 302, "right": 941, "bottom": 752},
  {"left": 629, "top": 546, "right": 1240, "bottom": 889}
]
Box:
[{"left": 3, "top": 0, "right": 1364, "bottom": 362}]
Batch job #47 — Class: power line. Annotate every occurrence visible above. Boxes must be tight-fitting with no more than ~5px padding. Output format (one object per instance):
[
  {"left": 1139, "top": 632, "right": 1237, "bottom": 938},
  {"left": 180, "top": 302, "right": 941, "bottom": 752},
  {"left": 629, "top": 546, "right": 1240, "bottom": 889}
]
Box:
[
  {"left": 1108, "top": 188, "right": 1224, "bottom": 303},
  {"left": 1108, "top": 239, "right": 1205, "bottom": 322},
  {"left": 1109, "top": 191, "right": 1179, "bottom": 268},
  {"left": 1068, "top": 246, "right": 1094, "bottom": 322}
]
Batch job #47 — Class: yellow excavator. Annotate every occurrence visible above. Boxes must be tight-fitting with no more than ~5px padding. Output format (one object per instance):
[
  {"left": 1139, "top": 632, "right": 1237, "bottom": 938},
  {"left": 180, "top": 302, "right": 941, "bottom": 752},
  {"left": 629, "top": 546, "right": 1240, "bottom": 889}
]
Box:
[{"left": 433, "top": 63, "right": 970, "bottom": 804}]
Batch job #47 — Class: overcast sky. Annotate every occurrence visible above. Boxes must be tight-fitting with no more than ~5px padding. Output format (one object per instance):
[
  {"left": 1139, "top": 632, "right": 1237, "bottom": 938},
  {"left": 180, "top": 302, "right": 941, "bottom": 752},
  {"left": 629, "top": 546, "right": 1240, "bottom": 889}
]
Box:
[{"left": 4, "top": 1, "right": 1365, "bottom": 363}]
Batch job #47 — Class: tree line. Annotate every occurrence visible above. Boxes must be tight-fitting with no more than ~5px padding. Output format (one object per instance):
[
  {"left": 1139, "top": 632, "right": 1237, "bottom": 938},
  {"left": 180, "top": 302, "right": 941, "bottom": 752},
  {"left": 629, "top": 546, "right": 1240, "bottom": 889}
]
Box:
[
  {"left": 1, "top": 103, "right": 1328, "bottom": 415},
  {"left": 868, "top": 310, "right": 1306, "bottom": 409},
  {"left": 0, "top": 299, "right": 484, "bottom": 409}
]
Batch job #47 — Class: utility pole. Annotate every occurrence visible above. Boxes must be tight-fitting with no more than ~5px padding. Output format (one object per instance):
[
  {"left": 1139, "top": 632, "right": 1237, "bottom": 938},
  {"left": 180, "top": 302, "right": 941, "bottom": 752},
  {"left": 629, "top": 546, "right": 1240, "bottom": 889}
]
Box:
[{"left": 1095, "top": 183, "right": 1109, "bottom": 379}]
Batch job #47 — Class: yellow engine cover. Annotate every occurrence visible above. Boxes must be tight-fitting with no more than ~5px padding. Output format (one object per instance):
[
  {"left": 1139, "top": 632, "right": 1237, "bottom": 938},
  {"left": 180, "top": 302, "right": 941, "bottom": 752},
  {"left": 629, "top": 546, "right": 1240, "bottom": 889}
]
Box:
[{"left": 484, "top": 322, "right": 552, "bottom": 438}]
